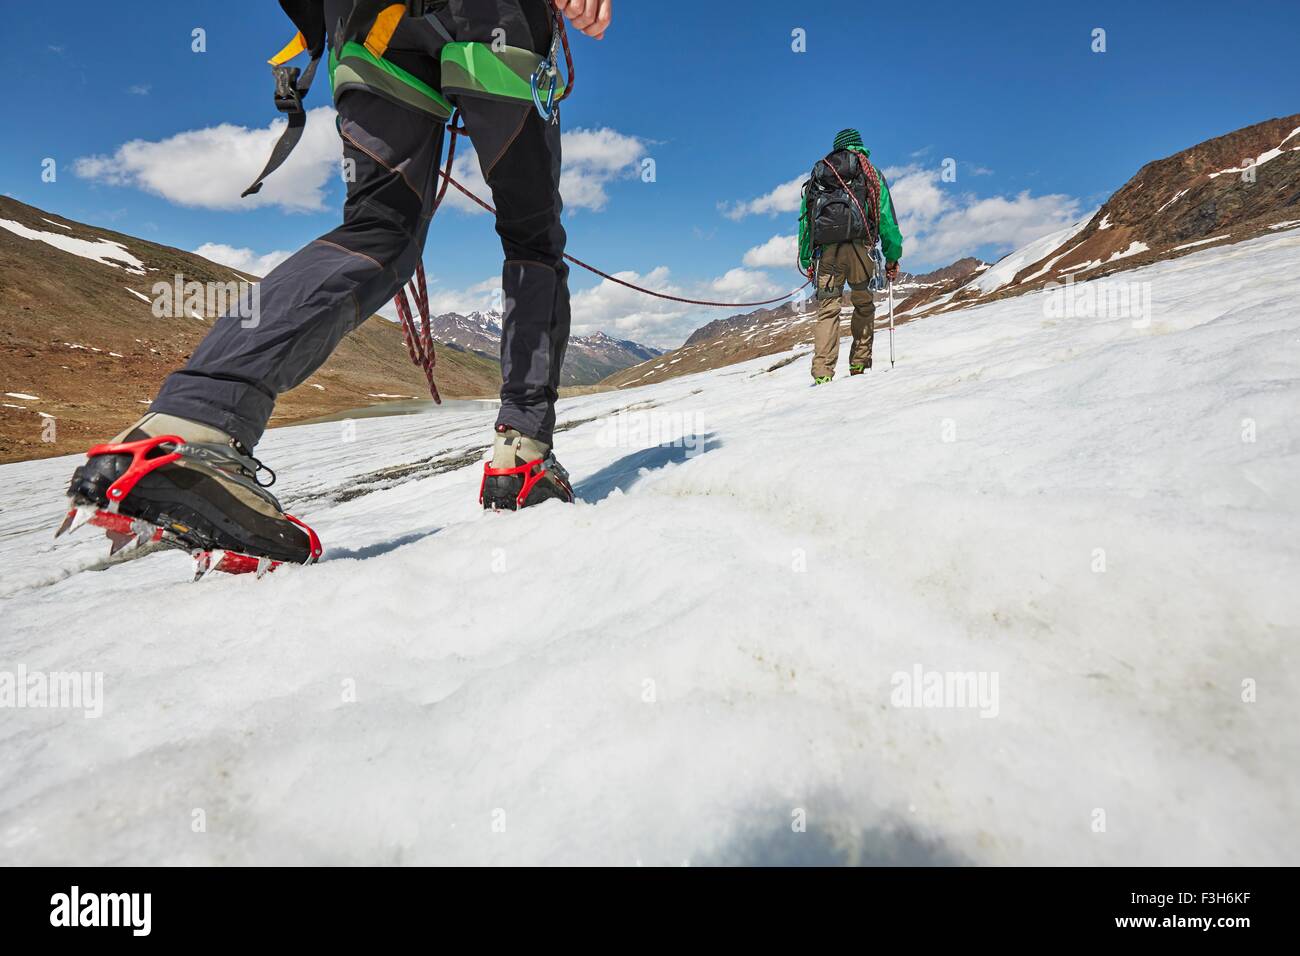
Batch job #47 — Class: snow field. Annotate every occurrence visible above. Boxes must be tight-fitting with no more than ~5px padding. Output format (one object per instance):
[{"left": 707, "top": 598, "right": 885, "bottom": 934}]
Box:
[{"left": 1, "top": 230, "right": 1298, "bottom": 864}]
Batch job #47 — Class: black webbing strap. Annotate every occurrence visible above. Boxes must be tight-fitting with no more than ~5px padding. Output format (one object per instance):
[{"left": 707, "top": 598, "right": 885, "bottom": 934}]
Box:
[{"left": 240, "top": 51, "right": 323, "bottom": 198}]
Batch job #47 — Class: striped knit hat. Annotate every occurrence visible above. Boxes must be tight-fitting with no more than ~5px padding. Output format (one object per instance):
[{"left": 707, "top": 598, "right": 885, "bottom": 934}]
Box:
[{"left": 832, "top": 128, "right": 864, "bottom": 151}]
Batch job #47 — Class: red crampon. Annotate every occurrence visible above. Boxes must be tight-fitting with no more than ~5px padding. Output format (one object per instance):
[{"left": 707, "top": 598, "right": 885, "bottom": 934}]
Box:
[{"left": 57, "top": 434, "right": 323, "bottom": 579}]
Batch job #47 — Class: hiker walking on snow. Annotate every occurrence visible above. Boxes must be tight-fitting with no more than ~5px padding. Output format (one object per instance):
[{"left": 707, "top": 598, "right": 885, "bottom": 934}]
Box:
[
  {"left": 798, "top": 128, "right": 903, "bottom": 383},
  {"left": 57, "top": 0, "right": 612, "bottom": 573}
]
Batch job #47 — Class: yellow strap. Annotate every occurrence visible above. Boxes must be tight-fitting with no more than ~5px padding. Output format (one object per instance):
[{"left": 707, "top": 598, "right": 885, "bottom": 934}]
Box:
[
  {"left": 364, "top": 4, "right": 407, "bottom": 59},
  {"left": 269, "top": 31, "right": 308, "bottom": 66}
]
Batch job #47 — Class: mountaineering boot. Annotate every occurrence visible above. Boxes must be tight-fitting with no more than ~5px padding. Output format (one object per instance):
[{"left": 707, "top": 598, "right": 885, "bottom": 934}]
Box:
[
  {"left": 813, "top": 375, "right": 833, "bottom": 385},
  {"left": 58, "top": 413, "right": 321, "bottom": 575},
  {"left": 480, "top": 426, "right": 575, "bottom": 511},
  {"left": 849, "top": 363, "right": 868, "bottom": 376}
]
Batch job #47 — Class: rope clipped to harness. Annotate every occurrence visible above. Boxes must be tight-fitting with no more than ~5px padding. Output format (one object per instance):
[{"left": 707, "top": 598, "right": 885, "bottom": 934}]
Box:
[{"left": 531, "top": 9, "right": 574, "bottom": 123}]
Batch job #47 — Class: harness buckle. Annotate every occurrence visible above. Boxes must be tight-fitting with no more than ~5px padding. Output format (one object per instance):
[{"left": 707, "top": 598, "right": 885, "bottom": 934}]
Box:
[{"left": 272, "top": 64, "right": 304, "bottom": 113}]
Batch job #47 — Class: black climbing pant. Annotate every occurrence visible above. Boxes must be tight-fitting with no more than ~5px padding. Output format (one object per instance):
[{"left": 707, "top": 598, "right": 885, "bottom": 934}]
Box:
[{"left": 152, "top": 0, "right": 570, "bottom": 448}]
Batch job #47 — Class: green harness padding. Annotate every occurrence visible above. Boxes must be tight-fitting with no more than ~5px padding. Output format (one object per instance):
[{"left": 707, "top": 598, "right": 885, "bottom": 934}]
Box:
[
  {"left": 440, "top": 41, "right": 566, "bottom": 104},
  {"left": 330, "top": 40, "right": 454, "bottom": 119},
  {"left": 329, "top": 39, "right": 564, "bottom": 116}
]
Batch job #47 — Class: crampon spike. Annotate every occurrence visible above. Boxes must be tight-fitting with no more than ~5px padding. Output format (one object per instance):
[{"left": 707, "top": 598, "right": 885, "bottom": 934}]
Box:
[
  {"left": 106, "top": 528, "right": 135, "bottom": 557},
  {"left": 55, "top": 506, "right": 95, "bottom": 539},
  {"left": 191, "top": 549, "right": 297, "bottom": 581},
  {"left": 106, "top": 517, "right": 158, "bottom": 557},
  {"left": 193, "top": 550, "right": 224, "bottom": 582}
]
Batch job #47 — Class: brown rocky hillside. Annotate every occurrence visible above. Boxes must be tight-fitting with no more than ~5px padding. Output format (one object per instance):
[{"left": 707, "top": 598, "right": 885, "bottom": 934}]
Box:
[{"left": 0, "top": 197, "right": 500, "bottom": 464}]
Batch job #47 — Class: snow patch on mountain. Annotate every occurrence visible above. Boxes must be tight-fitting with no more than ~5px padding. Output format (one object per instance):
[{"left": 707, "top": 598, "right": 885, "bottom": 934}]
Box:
[
  {"left": 0, "top": 219, "right": 146, "bottom": 275},
  {"left": 961, "top": 212, "right": 1096, "bottom": 295}
]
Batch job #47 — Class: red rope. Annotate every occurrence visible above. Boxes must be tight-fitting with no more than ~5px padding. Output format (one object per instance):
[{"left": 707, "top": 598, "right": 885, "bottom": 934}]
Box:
[
  {"left": 437, "top": 173, "right": 810, "bottom": 307},
  {"left": 392, "top": 111, "right": 464, "bottom": 403},
  {"left": 553, "top": 12, "right": 575, "bottom": 105},
  {"left": 389, "top": 26, "right": 811, "bottom": 400},
  {"left": 825, "top": 151, "right": 881, "bottom": 248}
]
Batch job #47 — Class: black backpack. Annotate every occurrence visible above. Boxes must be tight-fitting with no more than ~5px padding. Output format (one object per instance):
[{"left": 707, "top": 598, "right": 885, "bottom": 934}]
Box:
[{"left": 806, "top": 149, "right": 881, "bottom": 247}]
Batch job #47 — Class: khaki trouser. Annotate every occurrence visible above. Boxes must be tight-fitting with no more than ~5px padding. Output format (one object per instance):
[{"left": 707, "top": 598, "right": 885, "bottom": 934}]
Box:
[{"left": 811, "top": 240, "right": 876, "bottom": 380}]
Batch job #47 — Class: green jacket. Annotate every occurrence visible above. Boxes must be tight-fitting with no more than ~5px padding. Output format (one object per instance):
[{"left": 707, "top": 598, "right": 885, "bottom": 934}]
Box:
[{"left": 798, "top": 146, "right": 903, "bottom": 273}]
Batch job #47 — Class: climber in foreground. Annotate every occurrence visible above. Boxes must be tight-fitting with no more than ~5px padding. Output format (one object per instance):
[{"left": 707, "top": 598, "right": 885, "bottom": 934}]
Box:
[
  {"left": 57, "top": 0, "right": 612, "bottom": 576},
  {"left": 798, "top": 128, "right": 904, "bottom": 384}
]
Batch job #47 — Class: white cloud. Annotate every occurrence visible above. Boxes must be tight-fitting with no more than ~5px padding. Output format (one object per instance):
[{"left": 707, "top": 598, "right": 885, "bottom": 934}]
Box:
[
  {"left": 720, "top": 176, "right": 805, "bottom": 220},
  {"left": 882, "top": 163, "right": 1080, "bottom": 266},
  {"left": 427, "top": 275, "right": 501, "bottom": 314},
  {"left": 442, "top": 126, "right": 646, "bottom": 216},
  {"left": 127, "top": 84, "right": 151, "bottom": 96},
  {"left": 73, "top": 107, "right": 342, "bottom": 213},
  {"left": 743, "top": 234, "right": 797, "bottom": 269},
  {"left": 193, "top": 243, "right": 294, "bottom": 278},
  {"left": 559, "top": 127, "right": 646, "bottom": 211},
  {"left": 570, "top": 265, "right": 788, "bottom": 349}
]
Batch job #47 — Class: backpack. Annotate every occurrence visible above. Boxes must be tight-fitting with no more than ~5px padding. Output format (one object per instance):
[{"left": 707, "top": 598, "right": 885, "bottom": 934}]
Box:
[{"left": 805, "top": 149, "right": 881, "bottom": 248}]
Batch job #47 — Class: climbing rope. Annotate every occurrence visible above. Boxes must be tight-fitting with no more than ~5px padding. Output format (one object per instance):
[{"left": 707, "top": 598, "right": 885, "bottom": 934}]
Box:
[
  {"left": 438, "top": 172, "right": 810, "bottom": 307},
  {"left": 392, "top": 110, "right": 467, "bottom": 404},
  {"left": 390, "top": 19, "right": 810, "bottom": 400}
]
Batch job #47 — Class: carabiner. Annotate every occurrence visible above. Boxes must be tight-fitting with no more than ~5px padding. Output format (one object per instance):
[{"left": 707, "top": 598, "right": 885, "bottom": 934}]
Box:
[
  {"left": 531, "top": 60, "right": 558, "bottom": 123},
  {"left": 531, "top": 15, "right": 563, "bottom": 124}
]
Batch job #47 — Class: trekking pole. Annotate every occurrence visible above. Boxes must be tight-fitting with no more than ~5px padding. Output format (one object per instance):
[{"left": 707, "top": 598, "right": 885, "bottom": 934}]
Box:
[{"left": 887, "top": 279, "right": 896, "bottom": 368}]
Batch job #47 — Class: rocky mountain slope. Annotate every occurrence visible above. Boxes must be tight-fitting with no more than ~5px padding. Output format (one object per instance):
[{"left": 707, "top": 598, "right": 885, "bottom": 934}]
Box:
[
  {"left": 0, "top": 197, "right": 500, "bottom": 464},
  {"left": 428, "top": 310, "right": 661, "bottom": 385}
]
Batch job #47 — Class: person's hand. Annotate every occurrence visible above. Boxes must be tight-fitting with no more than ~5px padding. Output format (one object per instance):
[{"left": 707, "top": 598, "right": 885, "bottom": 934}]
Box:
[
  {"left": 885, "top": 261, "right": 900, "bottom": 282},
  {"left": 553, "top": 0, "right": 612, "bottom": 39}
]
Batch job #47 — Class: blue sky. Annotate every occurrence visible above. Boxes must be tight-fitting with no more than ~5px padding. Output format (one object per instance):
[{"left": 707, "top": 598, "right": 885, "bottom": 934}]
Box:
[{"left": 4, "top": 0, "right": 1298, "bottom": 347}]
